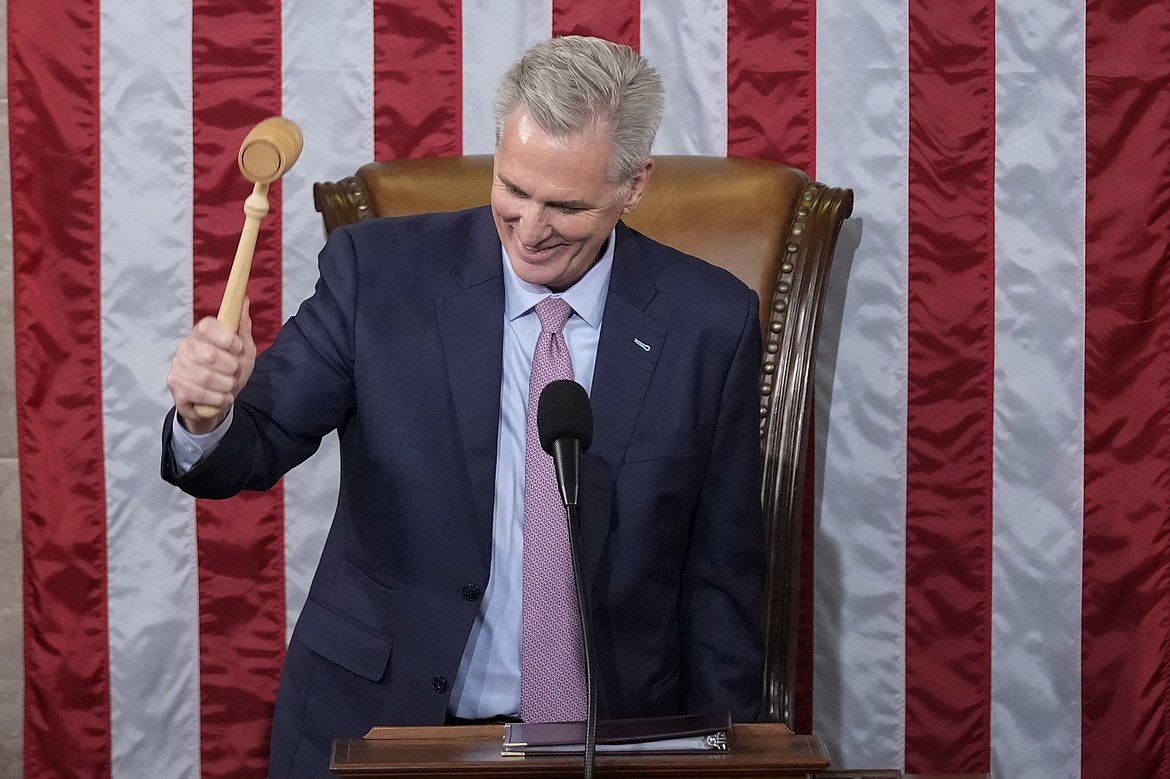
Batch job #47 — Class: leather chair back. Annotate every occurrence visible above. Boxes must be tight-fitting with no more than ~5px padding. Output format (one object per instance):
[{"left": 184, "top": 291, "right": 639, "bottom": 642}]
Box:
[{"left": 314, "top": 154, "right": 854, "bottom": 727}]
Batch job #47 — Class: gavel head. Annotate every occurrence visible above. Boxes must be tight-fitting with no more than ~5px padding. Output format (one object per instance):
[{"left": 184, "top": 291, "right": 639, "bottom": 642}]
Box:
[{"left": 238, "top": 116, "right": 304, "bottom": 184}]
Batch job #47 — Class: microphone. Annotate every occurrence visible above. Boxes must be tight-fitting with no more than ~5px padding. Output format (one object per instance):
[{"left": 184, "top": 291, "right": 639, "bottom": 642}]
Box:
[
  {"left": 537, "top": 379, "right": 593, "bottom": 508},
  {"left": 536, "top": 379, "right": 598, "bottom": 779}
]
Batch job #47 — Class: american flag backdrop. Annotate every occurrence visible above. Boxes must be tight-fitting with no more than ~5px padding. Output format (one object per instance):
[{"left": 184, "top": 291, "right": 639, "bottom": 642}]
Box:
[{"left": 9, "top": 0, "right": 1170, "bottom": 777}]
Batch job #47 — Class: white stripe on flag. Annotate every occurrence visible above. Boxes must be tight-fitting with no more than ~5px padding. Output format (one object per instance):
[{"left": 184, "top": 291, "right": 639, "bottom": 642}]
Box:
[
  {"left": 281, "top": 0, "right": 375, "bottom": 642},
  {"left": 462, "top": 0, "right": 553, "bottom": 155},
  {"left": 641, "top": 0, "right": 728, "bottom": 156},
  {"left": 991, "top": 1, "right": 1085, "bottom": 776},
  {"left": 100, "top": 1, "right": 201, "bottom": 775},
  {"left": 813, "top": 0, "right": 909, "bottom": 769}
]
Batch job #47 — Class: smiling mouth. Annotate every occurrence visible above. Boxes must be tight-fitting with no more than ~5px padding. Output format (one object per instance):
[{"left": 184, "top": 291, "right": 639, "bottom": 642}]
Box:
[{"left": 521, "top": 242, "right": 562, "bottom": 257}]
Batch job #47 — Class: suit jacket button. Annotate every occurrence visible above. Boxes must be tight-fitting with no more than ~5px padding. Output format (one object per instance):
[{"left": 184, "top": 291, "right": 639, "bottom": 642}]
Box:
[
  {"left": 462, "top": 583, "right": 482, "bottom": 601},
  {"left": 432, "top": 675, "right": 448, "bottom": 694}
]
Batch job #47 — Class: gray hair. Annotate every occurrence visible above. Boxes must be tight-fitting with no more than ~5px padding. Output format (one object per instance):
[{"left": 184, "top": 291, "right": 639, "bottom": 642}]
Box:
[{"left": 493, "top": 36, "right": 664, "bottom": 185}]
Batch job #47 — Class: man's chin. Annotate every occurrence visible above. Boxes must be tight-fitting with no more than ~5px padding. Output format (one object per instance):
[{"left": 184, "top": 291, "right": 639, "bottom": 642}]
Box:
[{"left": 511, "top": 258, "right": 565, "bottom": 288}]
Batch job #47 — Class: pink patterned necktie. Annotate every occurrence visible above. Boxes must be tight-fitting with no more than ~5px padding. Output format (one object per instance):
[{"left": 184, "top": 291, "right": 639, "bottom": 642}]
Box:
[{"left": 520, "top": 296, "right": 588, "bottom": 723}]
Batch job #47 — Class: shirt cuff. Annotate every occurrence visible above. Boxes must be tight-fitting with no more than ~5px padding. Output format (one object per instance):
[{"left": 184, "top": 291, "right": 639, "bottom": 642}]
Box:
[{"left": 170, "top": 406, "right": 234, "bottom": 474}]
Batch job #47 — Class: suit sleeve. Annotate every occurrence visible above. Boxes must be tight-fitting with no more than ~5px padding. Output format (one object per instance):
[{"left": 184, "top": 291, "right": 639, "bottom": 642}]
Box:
[
  {"left": 680, "top": 288, "right": 766, "bottom": 720},
  {"left": 161, "top": 227, "right": 362, "bottom": 498}
]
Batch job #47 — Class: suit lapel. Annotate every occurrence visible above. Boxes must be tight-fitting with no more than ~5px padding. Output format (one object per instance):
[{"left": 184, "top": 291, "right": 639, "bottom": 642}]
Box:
[
  {"left": 436, "top": 208, "right": 505, "bottom": 557},
  {"left": 581, "top": 222, "right": 664, "bottom": 582}
]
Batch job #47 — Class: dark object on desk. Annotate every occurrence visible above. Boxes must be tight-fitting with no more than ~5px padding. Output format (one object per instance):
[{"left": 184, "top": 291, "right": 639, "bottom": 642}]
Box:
[
  {"left": 501, "top": 711, "right": 732, "bottom": 755},
  {"left": 315, "top": 155, "right": 855, "bottom": 729},
  {"left": 813, "top": 774, "right": 990, "bottom": 779}
]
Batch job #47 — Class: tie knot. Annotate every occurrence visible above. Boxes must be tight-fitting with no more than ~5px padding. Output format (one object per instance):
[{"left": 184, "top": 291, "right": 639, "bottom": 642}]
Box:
[{"left": 534, "top": 296, "right": 573, "bottom": 334}]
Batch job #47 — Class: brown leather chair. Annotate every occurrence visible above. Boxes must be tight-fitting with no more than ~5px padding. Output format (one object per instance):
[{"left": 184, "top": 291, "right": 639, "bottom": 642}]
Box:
[{"left": 313, "top": 155, "right": 854, "bottom": 728}]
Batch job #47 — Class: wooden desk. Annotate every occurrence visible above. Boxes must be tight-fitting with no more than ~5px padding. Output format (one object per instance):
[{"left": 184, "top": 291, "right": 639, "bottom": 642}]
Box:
[{"left": 332, "top": 722, "right": 831, "bottom": 777}]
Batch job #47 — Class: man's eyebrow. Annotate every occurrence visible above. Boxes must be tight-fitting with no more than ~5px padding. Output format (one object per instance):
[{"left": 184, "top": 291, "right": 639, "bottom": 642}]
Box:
[
  {"left": 498, "top": 174, "right": 593, "bottom": 210},
  {"left": 498, "top": 174, "right": 526, "bottom": 195}
]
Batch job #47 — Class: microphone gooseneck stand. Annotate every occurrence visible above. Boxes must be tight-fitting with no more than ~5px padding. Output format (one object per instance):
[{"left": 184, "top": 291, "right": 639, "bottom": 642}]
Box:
[
  {"left": 539, "top": 380, "right": 598, "bottom": 779},
  {"left": 562, "top": 495, "right": 598, "bottom": 779}
]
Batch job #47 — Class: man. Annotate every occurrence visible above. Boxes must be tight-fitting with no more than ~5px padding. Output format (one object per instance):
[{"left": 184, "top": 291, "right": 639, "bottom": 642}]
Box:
[{"left": 164, "top": 36, "right": 765, "bottom": 778}]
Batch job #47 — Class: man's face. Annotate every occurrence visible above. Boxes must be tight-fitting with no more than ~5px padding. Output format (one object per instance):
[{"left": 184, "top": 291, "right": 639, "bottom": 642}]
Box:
[{"left": 491, "top": 109, "right": 652, "bottom": 292}]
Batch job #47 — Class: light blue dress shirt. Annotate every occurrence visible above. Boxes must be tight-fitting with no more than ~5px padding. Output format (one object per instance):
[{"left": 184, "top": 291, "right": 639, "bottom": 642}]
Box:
[
  {"left": 448, "top": 233, "right": 613, "bottom": 717},
  {"left": 171, "top": 229, "right": 616, "bottom": 718}
]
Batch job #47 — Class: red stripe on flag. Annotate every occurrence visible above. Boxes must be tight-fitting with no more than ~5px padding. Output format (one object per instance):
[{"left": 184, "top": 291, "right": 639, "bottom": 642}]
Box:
[
  {"left": 727, "top": 0, "right": 818, "bottom": 732},
  {"left": 373, "top": 0, "right": 463, "bottom": 160},
  {"left": 191, "top": 3, "right": 287, "bottom": 775},
  {"left": 727, "top": 0, "right": 816, "bottom": 172},
  {"left": 10, "top": 0, "right": 112, "bottom": 775},
  {"left": 1083, "top": 2, "right": 1170, "bottom": 776},
  {"left": 552, "top": 0, "right": 640, "bottom": 50},
  {"left": 904, "top": 1, "right": 996, "bottom": 772}
]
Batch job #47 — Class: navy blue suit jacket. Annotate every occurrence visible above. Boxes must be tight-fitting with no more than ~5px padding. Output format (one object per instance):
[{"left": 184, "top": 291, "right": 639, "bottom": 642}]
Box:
[{"left": 163, "top": 206, "right": 765, "bottom": 778}]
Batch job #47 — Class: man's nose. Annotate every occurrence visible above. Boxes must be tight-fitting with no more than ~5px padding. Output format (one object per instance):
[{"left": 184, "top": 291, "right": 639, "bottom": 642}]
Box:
[{"left": 515, "top": 203, "right": 552, "bottom": 245}]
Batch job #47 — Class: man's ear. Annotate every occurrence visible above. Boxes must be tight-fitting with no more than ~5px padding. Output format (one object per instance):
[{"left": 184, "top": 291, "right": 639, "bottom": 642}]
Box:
[{"left": 621, "top": 158, "right": 655, "bottom": 214}]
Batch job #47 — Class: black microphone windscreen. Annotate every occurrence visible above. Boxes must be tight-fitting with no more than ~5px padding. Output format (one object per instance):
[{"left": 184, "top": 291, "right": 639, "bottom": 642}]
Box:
[{"left": 537, "top": 379, "right": 593, "bottom": 455}]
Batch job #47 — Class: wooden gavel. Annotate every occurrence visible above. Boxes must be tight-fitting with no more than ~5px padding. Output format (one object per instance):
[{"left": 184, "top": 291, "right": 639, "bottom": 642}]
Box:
[{"left": 194, "top": 116, "right": 303, "bottom": 419}]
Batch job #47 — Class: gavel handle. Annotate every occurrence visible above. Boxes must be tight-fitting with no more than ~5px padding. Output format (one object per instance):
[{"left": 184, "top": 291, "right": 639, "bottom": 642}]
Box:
[{"left": 192, "top": 181, "right": 271, "bottom": 419}]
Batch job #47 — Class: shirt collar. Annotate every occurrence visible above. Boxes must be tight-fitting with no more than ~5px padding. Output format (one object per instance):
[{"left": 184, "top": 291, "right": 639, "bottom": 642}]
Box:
[{"left": 501, "top": 228, "right": 615, "bottom": 329}]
